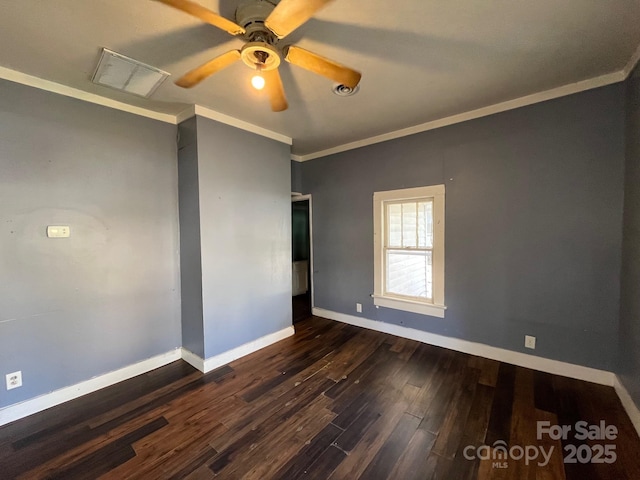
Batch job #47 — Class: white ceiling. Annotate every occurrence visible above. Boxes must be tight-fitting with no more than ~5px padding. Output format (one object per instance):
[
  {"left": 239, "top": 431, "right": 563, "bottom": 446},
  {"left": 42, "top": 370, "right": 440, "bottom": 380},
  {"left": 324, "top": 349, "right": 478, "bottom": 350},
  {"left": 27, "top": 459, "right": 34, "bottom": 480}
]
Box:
[{"left": 1, "top": 0, "right": 639, "bottom": 157}]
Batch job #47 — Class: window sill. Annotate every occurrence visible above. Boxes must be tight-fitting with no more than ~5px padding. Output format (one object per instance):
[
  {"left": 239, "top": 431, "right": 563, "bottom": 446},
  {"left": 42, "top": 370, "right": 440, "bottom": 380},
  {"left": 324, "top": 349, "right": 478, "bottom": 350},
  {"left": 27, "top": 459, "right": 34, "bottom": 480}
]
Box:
[{"left": 373, "top": 295, "right": 446, "bottom": 318}]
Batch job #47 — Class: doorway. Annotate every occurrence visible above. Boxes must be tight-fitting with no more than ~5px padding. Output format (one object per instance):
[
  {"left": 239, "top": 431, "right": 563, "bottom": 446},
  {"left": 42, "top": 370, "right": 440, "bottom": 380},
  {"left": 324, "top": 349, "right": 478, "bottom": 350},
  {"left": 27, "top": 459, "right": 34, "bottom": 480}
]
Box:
[{"left": 292, "top": 195, "right": 312, "bottom": 323}]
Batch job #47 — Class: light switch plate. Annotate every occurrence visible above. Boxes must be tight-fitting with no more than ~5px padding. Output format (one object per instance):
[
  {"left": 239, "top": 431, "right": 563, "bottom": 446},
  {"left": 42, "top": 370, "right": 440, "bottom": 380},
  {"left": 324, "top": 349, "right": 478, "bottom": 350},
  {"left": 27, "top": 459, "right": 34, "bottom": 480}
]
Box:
[{"left": 47, "top": 226, "right": 70, "bottom": 238}]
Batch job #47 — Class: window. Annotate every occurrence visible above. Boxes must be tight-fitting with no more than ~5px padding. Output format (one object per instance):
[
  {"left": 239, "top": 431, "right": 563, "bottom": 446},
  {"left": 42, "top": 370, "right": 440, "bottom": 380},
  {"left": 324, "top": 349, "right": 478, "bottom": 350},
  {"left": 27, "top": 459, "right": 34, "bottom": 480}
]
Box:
[{"left": 373, "top": 185, "right": 446, "bottom": 317}]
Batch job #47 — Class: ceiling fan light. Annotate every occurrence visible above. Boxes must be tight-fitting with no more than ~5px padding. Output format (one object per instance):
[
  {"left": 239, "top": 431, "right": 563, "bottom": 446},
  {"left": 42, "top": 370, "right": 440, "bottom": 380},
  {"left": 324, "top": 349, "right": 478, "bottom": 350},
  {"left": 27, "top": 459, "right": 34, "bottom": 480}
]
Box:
[{"left": 251, "top": 74, "right": 266, "bottom": 90}]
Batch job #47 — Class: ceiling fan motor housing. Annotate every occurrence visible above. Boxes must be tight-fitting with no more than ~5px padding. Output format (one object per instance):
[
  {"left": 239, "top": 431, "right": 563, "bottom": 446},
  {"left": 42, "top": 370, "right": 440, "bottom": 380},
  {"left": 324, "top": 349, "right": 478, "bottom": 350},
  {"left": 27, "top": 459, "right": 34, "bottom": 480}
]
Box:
[
  {"left": 236, "top": 0, "right": 281, "bottom": 71},
  {"left": 235, "top": 0, "right": 277, "bottom": 43}
]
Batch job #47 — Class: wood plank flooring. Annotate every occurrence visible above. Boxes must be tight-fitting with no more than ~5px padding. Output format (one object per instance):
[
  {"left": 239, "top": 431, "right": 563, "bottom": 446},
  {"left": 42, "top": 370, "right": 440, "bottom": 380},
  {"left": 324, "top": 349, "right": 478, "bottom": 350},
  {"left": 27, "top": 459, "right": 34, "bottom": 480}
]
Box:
[{"left": 1, "top": 316, "right": 639, "bottom": 479}]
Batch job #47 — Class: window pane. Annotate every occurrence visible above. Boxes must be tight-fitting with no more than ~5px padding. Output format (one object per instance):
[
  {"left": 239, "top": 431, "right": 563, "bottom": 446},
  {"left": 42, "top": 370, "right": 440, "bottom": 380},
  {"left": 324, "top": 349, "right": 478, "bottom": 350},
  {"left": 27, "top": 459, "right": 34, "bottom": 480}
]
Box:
[
  {"left": 387, "top": 203, "right": 402, "bottom": 247},
  {"left": 402, "top": 203, "right": 417, "bottom": 247},
  {"left": 386, "top": 250, "right": 432, "bottom": 299},
  {"left": 418, "top": 200, "right": 433, "bottom": 248}
]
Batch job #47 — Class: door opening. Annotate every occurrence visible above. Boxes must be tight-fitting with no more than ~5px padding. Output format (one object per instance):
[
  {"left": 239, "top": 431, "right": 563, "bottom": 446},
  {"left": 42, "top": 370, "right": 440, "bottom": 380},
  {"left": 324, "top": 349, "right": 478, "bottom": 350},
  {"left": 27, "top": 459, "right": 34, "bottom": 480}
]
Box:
[{"left": 292, "top": 195, "right": 312, "bottom": 323}]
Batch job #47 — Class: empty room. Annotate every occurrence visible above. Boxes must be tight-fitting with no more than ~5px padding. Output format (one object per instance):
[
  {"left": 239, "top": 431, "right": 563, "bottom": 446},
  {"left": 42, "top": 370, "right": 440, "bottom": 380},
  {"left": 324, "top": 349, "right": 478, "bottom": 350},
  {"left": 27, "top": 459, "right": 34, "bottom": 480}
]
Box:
[{"left": 1, "top": 1, "right": 640, "bottom": 479}]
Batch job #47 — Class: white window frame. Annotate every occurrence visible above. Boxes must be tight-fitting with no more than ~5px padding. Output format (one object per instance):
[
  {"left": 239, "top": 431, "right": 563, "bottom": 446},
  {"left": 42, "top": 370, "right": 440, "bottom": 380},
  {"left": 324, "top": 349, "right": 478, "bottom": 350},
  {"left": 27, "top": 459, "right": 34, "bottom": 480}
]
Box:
[{"left": 373, "top": 185, "right": 446, "bottom": 318}]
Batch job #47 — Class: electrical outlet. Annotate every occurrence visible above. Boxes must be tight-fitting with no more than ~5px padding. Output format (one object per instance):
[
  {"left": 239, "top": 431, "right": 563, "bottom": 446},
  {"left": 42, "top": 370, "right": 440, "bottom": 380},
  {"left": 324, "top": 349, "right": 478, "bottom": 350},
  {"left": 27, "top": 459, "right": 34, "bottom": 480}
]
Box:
[
  {"left": 356, "top": 303, "right": 362, "bottom": 313},
  {"left": 525, "top": 335, "right": 536, "bottom": 350},
  {"left": 6, "top": 371, "right": 22, "bottom": 390}
]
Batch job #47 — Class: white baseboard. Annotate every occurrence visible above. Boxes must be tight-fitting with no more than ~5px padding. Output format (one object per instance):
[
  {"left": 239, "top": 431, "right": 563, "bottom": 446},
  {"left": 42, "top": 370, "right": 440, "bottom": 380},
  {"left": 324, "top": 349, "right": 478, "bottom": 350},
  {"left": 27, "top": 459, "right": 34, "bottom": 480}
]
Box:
[
  {"left": 0, "top": 326, "right": 295, "bottom": 427},
  {"left": 313, "top": 307, "right": 615, "bottom": 386},
  {"left": 614, "top": 376, "right": 640, "bottom": 439},
  {"left": 5, "top": 318, "right": 638, "bottom": 441},
  {"left": 182, "top": 326, "right": 296, "bottom": 374},
  {"left": 0, "top": 349, "right": 181, "bottom": 427},
  {"left": 315, "top": 308, "right": 640, "bottom": 434},
  {"left": 181, "top": 347, "right": 205, "bottom": 372}
]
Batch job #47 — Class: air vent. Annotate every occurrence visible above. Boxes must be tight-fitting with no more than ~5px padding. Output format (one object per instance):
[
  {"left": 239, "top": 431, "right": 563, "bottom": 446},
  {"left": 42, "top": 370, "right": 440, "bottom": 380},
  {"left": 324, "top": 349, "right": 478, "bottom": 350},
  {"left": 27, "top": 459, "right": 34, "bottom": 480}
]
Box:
[
  {"left": 332, "top": 83, "right": 359, "bottom": 97},
  {"left": 92, "top": 48, "right": 170, "bottom": 98}
]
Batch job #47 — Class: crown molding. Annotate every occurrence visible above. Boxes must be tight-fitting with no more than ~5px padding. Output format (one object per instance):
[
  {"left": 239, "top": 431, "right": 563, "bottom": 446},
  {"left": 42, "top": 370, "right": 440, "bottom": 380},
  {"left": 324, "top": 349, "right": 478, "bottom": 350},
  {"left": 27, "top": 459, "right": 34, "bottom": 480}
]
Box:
[
  {"left": 176, "top": 105, "right": 196, "bottom": 124},
  {"left": 192, "top": 105, "right": 292, "bottom": 145},
  {"left": 0, "top": 66, "right": 178, "bottom": 124},
  {"left": 624, "top": 42, "right": 640, "bottom": 78},
  {"left": 0, "top": 59, "right": 634, "bottom": 162},
  {"left": 293, "top": 70, "right": 625, "bottom": 162},
  {"left": 0, "top": 66, "right": 292, "bottom": 146}
]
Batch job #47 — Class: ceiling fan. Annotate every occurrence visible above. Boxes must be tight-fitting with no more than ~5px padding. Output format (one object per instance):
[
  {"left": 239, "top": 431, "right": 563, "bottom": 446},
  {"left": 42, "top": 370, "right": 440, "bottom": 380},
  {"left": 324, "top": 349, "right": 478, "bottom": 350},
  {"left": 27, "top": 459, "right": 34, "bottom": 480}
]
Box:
[{"left": 153, "top": 0, "right": 362, "bottom": 112}]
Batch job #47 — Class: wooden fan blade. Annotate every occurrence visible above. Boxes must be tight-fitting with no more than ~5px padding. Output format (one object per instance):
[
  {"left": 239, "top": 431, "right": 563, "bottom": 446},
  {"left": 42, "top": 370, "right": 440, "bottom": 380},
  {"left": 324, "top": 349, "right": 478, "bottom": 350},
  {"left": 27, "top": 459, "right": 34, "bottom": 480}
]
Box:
[
  {"left": 175, "top": 50, "right": 241, "bottom": 88},
  {"left": 153, "top": 0, "right": 245, "bottom": 35},
  {"left": 264, "top": 69, "right": 288, "bottom": 112},
  {"left": 285, "top": 46, "right": 361, "bottom": 89},
  {"left": 265, "top": 0, "right": 334, "bottom": 39}
]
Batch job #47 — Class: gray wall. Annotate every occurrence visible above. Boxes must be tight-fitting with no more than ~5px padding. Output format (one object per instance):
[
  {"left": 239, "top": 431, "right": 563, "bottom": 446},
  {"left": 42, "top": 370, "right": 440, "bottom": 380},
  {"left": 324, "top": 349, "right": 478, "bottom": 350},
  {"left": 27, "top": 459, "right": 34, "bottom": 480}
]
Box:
[
  {"left": 619, "top": 63, "right": 640, "bottom": 406},
  {"left": 291, "top": 160, "right": 302, "bottom": 193},
  {"left": 178, "top": 117, "right": 205, "bottom": 358},
  {"left": 0, "top": 79, "right": 181, "bottom": 408},
  {"left": 190, "top": 116, "right": 292, "bottom": 358},
  {"left": 300, "top": 84, "right": 625, "bottom": 371}
]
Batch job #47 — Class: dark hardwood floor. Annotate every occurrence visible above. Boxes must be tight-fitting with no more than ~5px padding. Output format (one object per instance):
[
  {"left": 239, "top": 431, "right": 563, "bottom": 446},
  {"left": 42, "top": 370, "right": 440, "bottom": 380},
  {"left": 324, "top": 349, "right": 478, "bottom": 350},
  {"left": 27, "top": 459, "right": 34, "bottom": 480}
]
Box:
[
  {"left": 292, "top": 293, "right": 312, "bottom": 324},
  {"left": 1, "top": 316, "right": 639, "bottom": 479}
]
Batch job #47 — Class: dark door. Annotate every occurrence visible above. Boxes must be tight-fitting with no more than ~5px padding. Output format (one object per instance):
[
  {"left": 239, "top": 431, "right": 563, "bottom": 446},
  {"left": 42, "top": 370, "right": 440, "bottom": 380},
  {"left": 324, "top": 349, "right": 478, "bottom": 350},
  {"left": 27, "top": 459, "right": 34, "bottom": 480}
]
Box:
[{"left": 292, "top": 199, "right": 311, "bottom": 323}]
